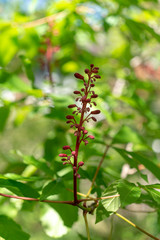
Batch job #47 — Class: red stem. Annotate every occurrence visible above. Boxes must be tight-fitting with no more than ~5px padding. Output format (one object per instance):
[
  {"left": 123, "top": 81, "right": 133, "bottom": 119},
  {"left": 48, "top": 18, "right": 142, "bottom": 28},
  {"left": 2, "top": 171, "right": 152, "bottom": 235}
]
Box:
[
  {"left": 0, "top": 193, "right": 75, "bottom": 205},
  {"left": 73, "top": 74, "right": 91, "bottom": 204}
]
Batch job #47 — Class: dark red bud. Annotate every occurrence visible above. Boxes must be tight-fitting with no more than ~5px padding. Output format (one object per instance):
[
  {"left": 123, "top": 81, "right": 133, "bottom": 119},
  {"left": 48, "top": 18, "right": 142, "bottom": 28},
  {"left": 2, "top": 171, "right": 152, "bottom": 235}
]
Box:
[
  {"left": 90, "top": 64, "right": 94, "bottom": 68},
  {"left": 91, "top": 117, "right": 97, "bottom": 122},
  {"left": 86, "top": 98, "right": 91, "bottom": 103},
  {"left": 59, "top": 153, "right": 68, "bottom": 157},
  {"left": 92, "top": 69, "right": 98, "bottom": 73},
  {"left": 94, "top": 67, "right": 99, "bottom": 70},
  {"left": 74, "top": 73, "right": 84, "bottom": 80},
  {"left": 88, "top": 135, "right": 95, "bottom": 139},
  {"left": 63, "top": 162, "right": 67, "bottom": 165},
  {"left": 94, "top": 75, "right": 101, "bottom": 78},
  {"left": 63, "top": 145, "right": 71, "bottom": 150},
  {"left": 70, "top": 124, "right": 74, "bottom": 128},
  {"left": 68, "top": 104, "right": 77, "bottom": 108},
  {"left": 91, "top": 110, "right": 101, "bottom": 114},
  {"left": 66, "top": 120, "right": 72, "bottom": 124},
  {"left": 78, "top": 161, "right": 84, "bottom": 166},
  {"left": 85, "top": 140, "right": 88, "bottom": 145},
  {"left": 85, "top": 69, "right": 90, "bottom": 73},
  {"left": 77, "top": 174, "right": 81, "bottom": 178},
  {"left": 61, "top": 158, "right": 66, "bottom": 161},
  {"left": 66, "top": 115, "right": 74, "bottom": 119},
  {"left": 90, "top": 84, "right": 95, "bottom": 87},
  {"left": 91, "top": 94, "right": 98, "bottom": 98},
  {"left": 81, "top": 88, "right": 85, "bottom": 92},
  {"left": 73, "top": 166, "right": 77, "bottom": 170},
  {"left": 93, "top": 102, "right": 97, "bottom": 106},
  {"left": 73, "top": 91, "right": 81, "bottom": 94}
]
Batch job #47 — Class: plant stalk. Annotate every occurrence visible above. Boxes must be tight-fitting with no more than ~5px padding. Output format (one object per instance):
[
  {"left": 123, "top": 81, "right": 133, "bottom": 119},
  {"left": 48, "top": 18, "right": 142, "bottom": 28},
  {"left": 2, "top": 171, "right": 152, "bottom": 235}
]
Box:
[{"left": 115, "top": 212, "right": 160, "bottom": 240}]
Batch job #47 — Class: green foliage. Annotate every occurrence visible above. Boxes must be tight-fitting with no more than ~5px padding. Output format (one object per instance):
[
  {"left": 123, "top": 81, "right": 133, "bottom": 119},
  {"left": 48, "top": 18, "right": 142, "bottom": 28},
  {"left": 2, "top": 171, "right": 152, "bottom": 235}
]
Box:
[
  {"left": 0, "top": 0, "right": 160, "bottom": 239},
  {"left": 0, "top": 215, "right": 30, "bottom": 240}
]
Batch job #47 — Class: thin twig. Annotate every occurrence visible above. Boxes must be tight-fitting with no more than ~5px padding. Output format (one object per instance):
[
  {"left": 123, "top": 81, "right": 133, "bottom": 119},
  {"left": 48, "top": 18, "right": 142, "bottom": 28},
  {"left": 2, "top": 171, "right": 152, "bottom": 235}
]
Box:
[
  {"left": 0, "top": 193, "right": 74, "bottom": 205},
  {"left": 14, "top": 11, "right": 67, "bottom": 28},
  {"left": 86, "top": 144, "right": 110, "bottom": 197},
  {"left": 115, "top": 212, "right": 160, "bottom": 240}
]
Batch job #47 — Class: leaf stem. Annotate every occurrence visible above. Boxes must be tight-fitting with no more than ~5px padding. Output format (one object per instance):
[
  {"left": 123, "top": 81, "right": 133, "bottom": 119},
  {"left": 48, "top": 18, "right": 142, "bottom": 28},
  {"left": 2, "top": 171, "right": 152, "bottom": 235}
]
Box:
[
  {"left": 86, "top": 144, "right": 110, "bottom": 197},
  {"left": 115, "top": 212, "right": 160, "bottom": 240},
  {"left": 83, "top": 212, "right": 90, "bottom": 240}
]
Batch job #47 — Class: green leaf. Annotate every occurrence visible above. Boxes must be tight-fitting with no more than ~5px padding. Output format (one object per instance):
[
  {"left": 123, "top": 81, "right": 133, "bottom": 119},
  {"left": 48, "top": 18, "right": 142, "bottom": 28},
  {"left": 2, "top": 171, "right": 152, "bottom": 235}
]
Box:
[
  {"left": 0, "top": 179, "right": 39, "bottom": 198},
  {"left": 117, "top": 180, "right": 141, "bottom": 207},
  {"left": 113, "top": 147, "right": 138, "bottom": 169},
  {"left": 96, "top": 182, "right": 120, "bottom": 223},
  {"left": 112, "top": 125, "right": 144, "bottom": 145},
  {"left": 40, "top": 179, "right": 64, "bottom": 201},
  {"left": 48, "top": 181, "right": 78, "bottom": 227},
  {"left": 20, "top": 55, "right": 35, "bottom": 86},
  {"left": 0, "top": 173, "right": 42, "bottom": 182},
  {"left": 0, "top": 215, "right": 30, "bottom": 240},
  {"left": 96, "top": 201, "right": 111, "bottom": 223},
  {"left": 129, "top": 152, "right": 160, "bottom": 180},
  {"left": 23, "top": 155, "right": 53, "bottom": 176},
  {"left": 139, "top": 184, "right": 160, "bottom": 204},
  {"left": 114, "top": 148, "right": 160, "bottom": 180}
]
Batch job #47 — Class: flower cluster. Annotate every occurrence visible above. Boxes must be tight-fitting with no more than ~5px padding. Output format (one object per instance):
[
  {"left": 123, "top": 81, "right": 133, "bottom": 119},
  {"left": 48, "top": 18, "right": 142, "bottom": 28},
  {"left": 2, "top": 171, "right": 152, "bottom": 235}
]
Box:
[{"left": 59, "top": 64, "right": 101, "bottom": 174}]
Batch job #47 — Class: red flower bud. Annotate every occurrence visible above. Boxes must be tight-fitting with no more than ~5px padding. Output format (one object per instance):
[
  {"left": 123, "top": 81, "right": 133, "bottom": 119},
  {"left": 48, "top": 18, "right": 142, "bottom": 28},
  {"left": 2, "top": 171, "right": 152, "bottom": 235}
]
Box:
[
  {"left": 93, "top": 102, "right": 97, "bottom": 106},
  {"left": 90, "top": 84, "right": 95, "bottom": 87},
  {"left": 72, "top": 151, "right": 76, "bottom": 155},
  {"left": 83, "top": 130, "right": 88, "bottom": 134},
  {"left": 59, "top": 153, "right": 68, "bottom": 157},
  {"left": 85, "top": 69, "right": 90, "bottom": 73},
  {"left": 63, "top": 162, "right": 67, "bottom": 165},
  {"left": 81, "top": 88, "right": 85, "bottom": 92},
  {"left": 63, "top": 145, "right": 71, "bottom": 150},
  {"left": 94, "top": 67, "right": 99, "bottom": 70},
  {"left": 66, "top": 115, "right": 74, "bottom": 119},
  {"left": 91, "top": 94, "right": 98, "bottom": 98},
  {"left": 86, "top": 98, "right": 91, "bottom": 103},
  {"left": 68, "top": 104, "right": 77, "bottom": 108},
  {"left": 74, "top": 73, "right": 84, "bottom": 80},
  {"left": 78, "top": 161, "right": 84, "bottom": 166},
  {"left": 91, "top": 110, "right": 101, "bottom": 114},
  {"left": 90, "top": 64, "right": 94, "bottom": 68},
  {"left": 85, "top": 140, "right": 88, "bottom": 145},
  {"left": 77, "top": 174, "right": 81, "bottom": 178},
  {"left": 91, "top": 117, "right": 97, "bottom": 122},
  {"left": 92, "top": 69, "right": 98, "bottom": 73},
  {"left": 94, "top": 75, "right": 101, "bottom": 78},
  {"left": 88, "top": 135, "right": 95, "bottom": 139},
  {"left": 73, "top": 91, "right": 81, "bottom": 94},
  {"left": 73, "top": 166, "right": 77, "bottom": 170},
  {"left": 66, "top": 120, "right": 73, "bottom": 124},
  {"left": 61, "top": 158, "right": 66, "bottom": 161}
]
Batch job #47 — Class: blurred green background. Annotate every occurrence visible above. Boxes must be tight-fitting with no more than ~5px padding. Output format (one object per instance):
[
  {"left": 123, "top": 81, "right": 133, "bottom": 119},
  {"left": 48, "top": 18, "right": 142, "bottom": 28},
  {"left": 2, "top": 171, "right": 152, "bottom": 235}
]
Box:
[{"left": 0, "top": 0, "right": 160, "bottom": 239}]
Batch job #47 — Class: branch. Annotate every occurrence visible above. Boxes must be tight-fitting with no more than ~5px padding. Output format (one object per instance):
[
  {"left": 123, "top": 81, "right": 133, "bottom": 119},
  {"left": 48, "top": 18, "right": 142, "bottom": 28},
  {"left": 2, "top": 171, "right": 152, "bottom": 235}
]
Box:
[
  {"left": 15, "top": 11, "right": 67, "bottom": 28},
  {"left": 115, "top": 212, "right": 160, "bottom": 240},
  {"left": 86, "top": 144, "right": 110, "bottom": 197},
  {"left": 0, "top": 193, "right": 74, "bottom": 205}
]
